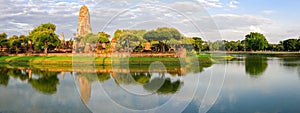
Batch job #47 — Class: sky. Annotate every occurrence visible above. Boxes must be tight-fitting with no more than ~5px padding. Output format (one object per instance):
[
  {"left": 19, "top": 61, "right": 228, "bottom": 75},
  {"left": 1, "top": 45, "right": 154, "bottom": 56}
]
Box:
[{"left": 0, "top": 0, "right": 299, "bottom": 43}]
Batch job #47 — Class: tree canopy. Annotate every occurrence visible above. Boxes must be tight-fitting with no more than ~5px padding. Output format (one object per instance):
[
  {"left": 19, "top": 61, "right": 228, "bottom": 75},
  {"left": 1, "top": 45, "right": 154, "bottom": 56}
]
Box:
[
  {"left": 28, "top": 22, "right": 60, "bottom": 53},
  {"left": 282, "top": 39, "right": 299, "bottom": 51},
  {"left": 245, "top": 32, "right": 268, "bottom": 51},
  {"left": 0, "top": 32, "right": 8, "bottom": 47},
  {"left": 143, "top": 27, "right": 181, "bottom": 41}
]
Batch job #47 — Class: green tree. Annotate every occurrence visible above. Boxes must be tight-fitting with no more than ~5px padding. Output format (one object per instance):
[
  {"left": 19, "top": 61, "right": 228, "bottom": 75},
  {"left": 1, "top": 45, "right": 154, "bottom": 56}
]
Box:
[
  {"left": 82, "top": 33, "right": 98, "bottom": 43},
  {"left": 8, "top": 35, "right": 21, "bottom": 54},
  {"left": 245, "top": 32, "right": 268, "bottom": 51},
  {"left": 236, "top": 40, "right": 244, "bottom": 51},
  {"left": 144, "top": 27, "right": 181, "bottom": 41},
  {"left": 0, "top": 32, "right": 7, "bottom": 39},
  {"left": 0, "top": 32, "right": 9, "bottom": 49},
  {"left": 282, "top": 38, "right": 299, "bottom": 51},
  {"left": 225, "top": 41, "right": 238, "bottom": 51},
  {"left": 28, "top": 22, "right": 61, "bottom": 53},
  {"left": 98, "top": 32, "right": 110, "bottom": 43},
  {"left": 112, "top": 29, "right": 123, "bottom": 41},
  {"left": 192, "top": 37, "right": 204, "bottom": 53},
  {"left": 118, "top": 30, "right": 146, "bottom": 50}
]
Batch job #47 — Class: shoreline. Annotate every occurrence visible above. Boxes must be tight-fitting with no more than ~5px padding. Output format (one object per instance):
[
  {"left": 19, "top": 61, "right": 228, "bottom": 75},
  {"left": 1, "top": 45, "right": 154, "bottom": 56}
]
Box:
[
  {"left": 0, "top": 55, "right": 214, "bottom": 66},
  {"left": 205, "top": 51, "right": 300, "bottom": 56}
]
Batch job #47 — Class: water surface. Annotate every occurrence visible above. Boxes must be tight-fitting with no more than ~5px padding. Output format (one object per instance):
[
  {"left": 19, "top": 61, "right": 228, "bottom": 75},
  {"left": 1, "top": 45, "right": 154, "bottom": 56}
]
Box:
[{"left": 0, "top": 55, "right": 299, "bottom": 113}]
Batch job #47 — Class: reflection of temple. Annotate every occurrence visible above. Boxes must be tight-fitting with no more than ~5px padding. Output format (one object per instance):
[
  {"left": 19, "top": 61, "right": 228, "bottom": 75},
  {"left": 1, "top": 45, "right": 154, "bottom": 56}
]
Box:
[
  {"left": 28, "top": 69, "right": 32, "bottom": 78},
  {"left": 78, "top": 76, "right": 91, "bottom": 104}
]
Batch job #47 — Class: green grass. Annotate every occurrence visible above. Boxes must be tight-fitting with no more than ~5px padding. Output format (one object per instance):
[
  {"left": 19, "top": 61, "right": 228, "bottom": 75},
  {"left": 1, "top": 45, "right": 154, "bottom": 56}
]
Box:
[{"left": 0, "top": 54, "right": 224, "bottom": 66}]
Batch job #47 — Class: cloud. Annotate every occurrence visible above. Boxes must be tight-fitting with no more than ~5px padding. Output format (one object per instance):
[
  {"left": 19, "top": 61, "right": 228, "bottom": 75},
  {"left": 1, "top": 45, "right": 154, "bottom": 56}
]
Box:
[
  {"left": 0, "top": 0, "right": 297, "bottom": 44},
  {"left": 249, "top": 25, "right": 262, "bottom": 33},
  {"left": 197, "top": 0, "right": 223, "bottom": 8},
  {"left": 209, "top": 14, "right": 273, "bottom": 41},
  {"left": 212, "top": 14, "right": 272, "bottom": 30},
  {"left": 228, "top": 0, "right": 238, "bottom": 8},
  {"left": 262, "top": 10, "right": 274, "bottom": 14}
]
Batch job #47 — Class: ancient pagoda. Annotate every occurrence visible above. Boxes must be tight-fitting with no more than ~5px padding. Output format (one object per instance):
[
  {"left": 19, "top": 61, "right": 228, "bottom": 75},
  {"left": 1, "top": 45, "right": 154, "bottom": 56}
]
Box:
[{"left": 77, "top": 5, "right": 92, "bottom": 36}]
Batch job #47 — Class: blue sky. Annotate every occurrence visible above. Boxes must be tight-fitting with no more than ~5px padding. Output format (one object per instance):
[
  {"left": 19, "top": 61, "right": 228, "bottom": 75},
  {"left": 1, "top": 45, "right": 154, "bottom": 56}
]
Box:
[{"left": 0, "top": 0, "right": 299, "bottom": 43}]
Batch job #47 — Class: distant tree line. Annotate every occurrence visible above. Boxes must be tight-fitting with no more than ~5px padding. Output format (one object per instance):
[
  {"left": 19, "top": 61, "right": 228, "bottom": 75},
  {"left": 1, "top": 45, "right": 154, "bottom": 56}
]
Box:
[{"left": 0, "top": 23, "right": 299, "bottom": 54}]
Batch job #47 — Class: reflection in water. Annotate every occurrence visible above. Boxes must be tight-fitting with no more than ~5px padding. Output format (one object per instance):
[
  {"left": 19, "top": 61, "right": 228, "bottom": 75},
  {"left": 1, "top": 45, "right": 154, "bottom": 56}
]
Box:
[
  {"left": 144, "top": 77, "right": 182, "bottom": 94},
  {"left": 281, "top": 57, "right": 300, "bottom": 67},
  {"left": 0, "top": 68, "right": 9, "bottom": 86},
  {"left": 7, "top": 69, "right": 29, "bottom": 81},
  {"left": 97, "top": 72, "right": 110, "bottom": 82},
  {"left": 1, "top": 55, "right": 300, "bottom": 112},
  {"left": 245, "top": 55, "right": 268, "bottom": 77},
  {"left": 113, "top": 72, "right": 183, "bottom": 94},
  {"left": 28, "top": 70, "right": 60, "bottom": 94},
  {"left": 298, "top": 67, "right": 300, "bottom": 77},
  {"left": 78, "top": 75, "right": 91, "bottom": 104},
  {"left": 0, "top": 68, "right": 61, "bottom": 94},
  {"left": 0, "top": 62, "right": 212, "bottom": 112},
  {"left": 131, "top": 73, "right": 151, "bottom": 84}
]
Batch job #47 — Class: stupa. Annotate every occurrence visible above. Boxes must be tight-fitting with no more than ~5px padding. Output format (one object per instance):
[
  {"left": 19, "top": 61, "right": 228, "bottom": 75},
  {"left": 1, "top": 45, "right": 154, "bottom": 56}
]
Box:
[{"left": 77, "top": 5, "right": 92, "bottom": 36}]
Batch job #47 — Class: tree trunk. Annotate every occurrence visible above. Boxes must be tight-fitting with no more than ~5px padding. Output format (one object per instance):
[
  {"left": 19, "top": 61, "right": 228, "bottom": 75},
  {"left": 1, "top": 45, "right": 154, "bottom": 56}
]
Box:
[
  {"left": 44, "top": 47, "right": 47, "bottom": 54},
  {"left": 44, "top": 42, "right": 48, "bottom": 54}
]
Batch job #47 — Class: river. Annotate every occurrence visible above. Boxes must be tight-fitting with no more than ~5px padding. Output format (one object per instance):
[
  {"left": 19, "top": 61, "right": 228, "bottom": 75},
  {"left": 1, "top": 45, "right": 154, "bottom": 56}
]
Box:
[{"left": 0, "top": 55, "right": 299, "bottom": 113}]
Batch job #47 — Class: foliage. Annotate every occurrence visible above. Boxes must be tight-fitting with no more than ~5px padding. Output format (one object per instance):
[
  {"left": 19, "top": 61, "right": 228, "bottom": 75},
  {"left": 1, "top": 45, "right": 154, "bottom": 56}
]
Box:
[
  {"left": 0, "top": 32, "right": 7, "bottom": 39},
  {"left": 112, "top": 29, "right": 122, "bottom": 41},
  {"left": 117, "top": 30, "right": 147, "bottom": 49},
  {"left": 82, "top": 32, "right": 110, "bottom": 44},
  {"left": 192, "top": 37, "right": 204, "bottom": 52},
  {"left": 98, "top": 32, "right": 110, "bottom": 43},
  {"left": 143, "top": 27, "right": 181, "bottom": 41},
  {"left": 28, "top": 22, "right": 61, "bottom": 53},
  {"left": 0, "top": 32, "right": 8, "bottom": 47},
  {"left": 282, "top": 38, "right": 299, "bottom": 51},
  {"left": 208, "top": 40, "right": 225, "bottom": 51},
  {"left": 245, "top": 32, "right": 268, "bottom": 51},
  {"left": 82, "top": 33, "right": 98, "bottom": 43}
]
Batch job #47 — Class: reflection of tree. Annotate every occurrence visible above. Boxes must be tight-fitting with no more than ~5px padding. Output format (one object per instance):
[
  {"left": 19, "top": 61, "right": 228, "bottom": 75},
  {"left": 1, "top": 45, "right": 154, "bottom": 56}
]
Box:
[
  {"left": 131, "top": 73, "right": 151, "bottom": 84},
  {"left": 97, "top": 72, "right": 110, "bottom": 82},
  {"left": 245, "top": 56, "right": 268, "bottom": 77},
  {"left": 7, "top": 69, "right": 29, "bottom": 81},
  {"left": 281, "top": 57, "right": 300, "bottom": 67},
  {"left": 144, "top": 77, "right": 182, "bottom": 94},
  {"left": 0, "top": 68, "right": 9, "bottom": 86},
  {"left": 28, "top": 70, "right": 59, "bottom": 94},
  {"left": 114, "top": 73, "right": 135, "bottom": 85},
  {"left": 114, "top": 72, "right": 183, "bottom": 94},
  {"left": 157, "top": 78, "right": 181, "bottom": 94}
]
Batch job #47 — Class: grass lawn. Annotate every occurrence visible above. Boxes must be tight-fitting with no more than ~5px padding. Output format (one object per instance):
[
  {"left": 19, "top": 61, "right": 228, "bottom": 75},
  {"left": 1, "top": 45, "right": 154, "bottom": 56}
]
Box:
[{"left": 0, "top": 54, "right": 225, "bottom": 66}]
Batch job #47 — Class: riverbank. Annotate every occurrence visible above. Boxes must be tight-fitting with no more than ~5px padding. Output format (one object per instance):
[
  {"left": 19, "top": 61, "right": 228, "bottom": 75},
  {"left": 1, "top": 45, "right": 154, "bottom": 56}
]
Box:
[
  {"left": 0, "top": 55, "right": 215, "bottom": 66},
  {"left": 206, "top": 51, "right": 300, "bottom": 56}
]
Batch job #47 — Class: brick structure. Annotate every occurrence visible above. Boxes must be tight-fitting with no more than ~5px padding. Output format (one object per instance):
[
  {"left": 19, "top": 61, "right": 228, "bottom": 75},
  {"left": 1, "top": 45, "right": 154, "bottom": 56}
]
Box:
[{"left": 77, "top": 5, "right": 92, "bottom": 37}]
